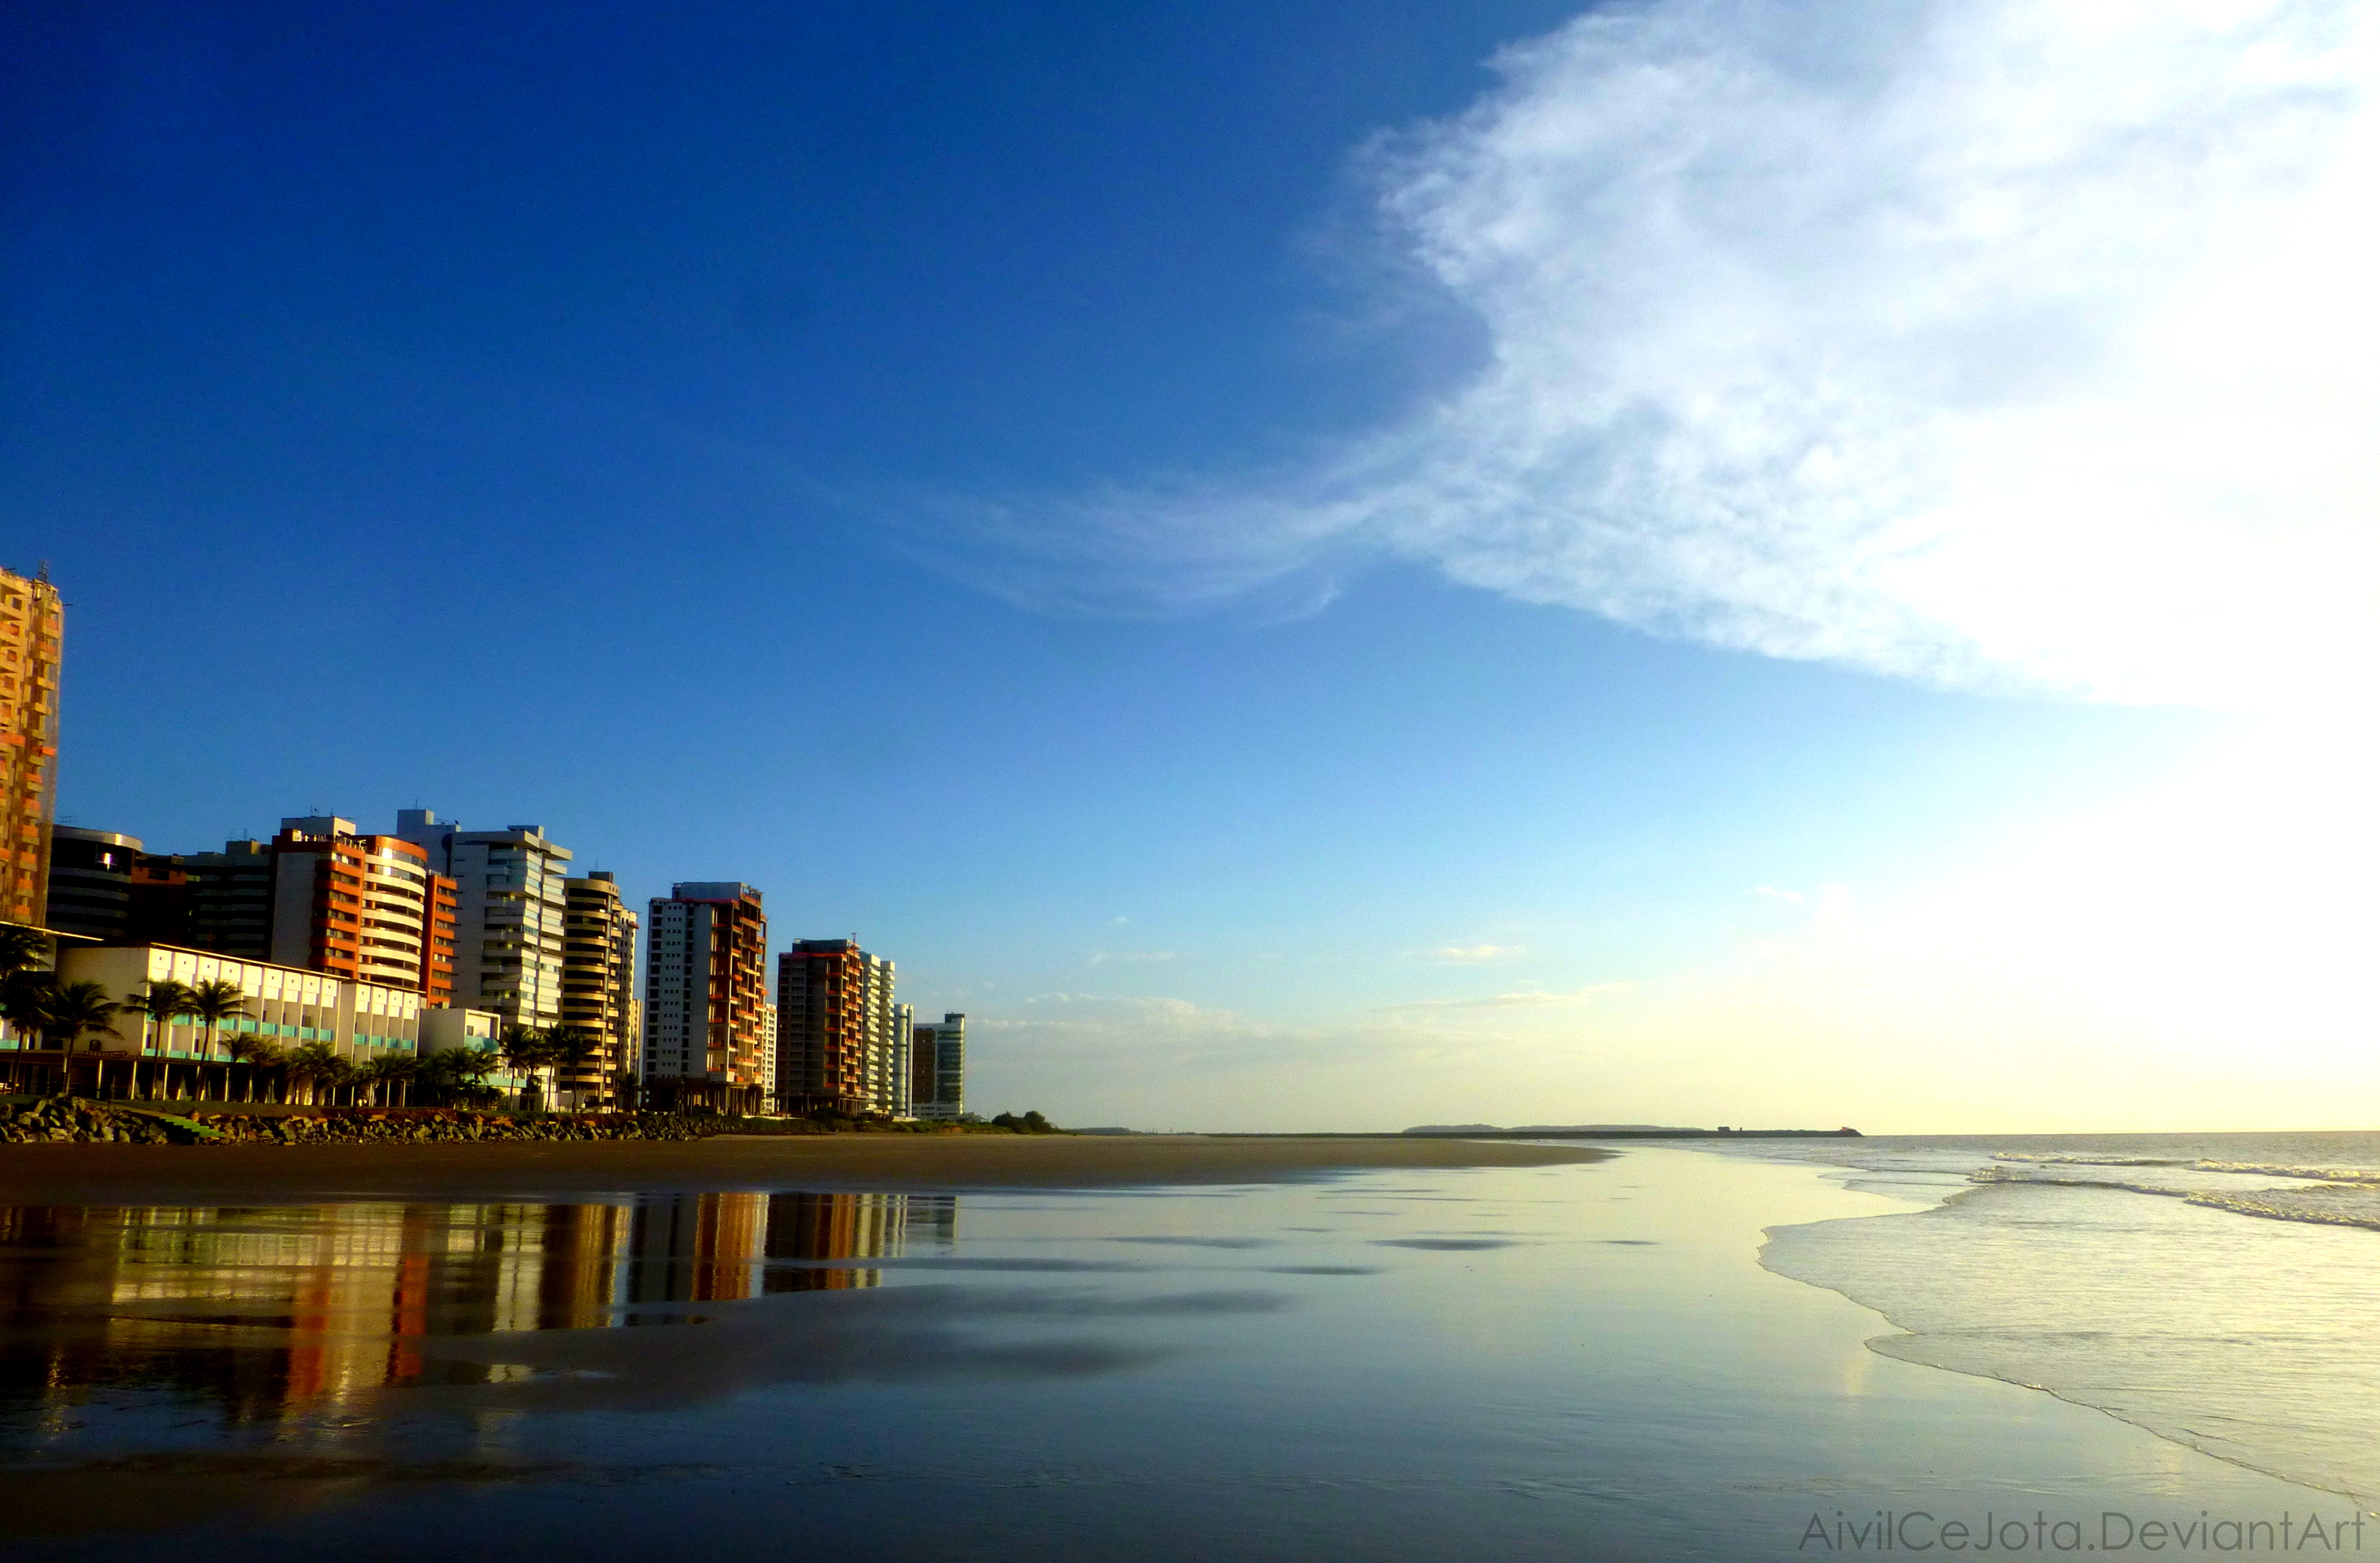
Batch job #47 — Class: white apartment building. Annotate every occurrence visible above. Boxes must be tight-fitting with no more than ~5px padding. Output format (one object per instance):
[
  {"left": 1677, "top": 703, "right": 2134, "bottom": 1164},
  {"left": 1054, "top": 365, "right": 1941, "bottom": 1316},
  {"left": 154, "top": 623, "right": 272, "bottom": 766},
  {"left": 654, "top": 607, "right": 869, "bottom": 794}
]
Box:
[
  {"left": 760, "top": 1001, "right": 778, "bottom": 1099},
  {"left": 419, "top": 1004, "right": 546, "bottom": 1099},
  {"left": 394, "top": 811, "right": 572, "bottom": 1029}
]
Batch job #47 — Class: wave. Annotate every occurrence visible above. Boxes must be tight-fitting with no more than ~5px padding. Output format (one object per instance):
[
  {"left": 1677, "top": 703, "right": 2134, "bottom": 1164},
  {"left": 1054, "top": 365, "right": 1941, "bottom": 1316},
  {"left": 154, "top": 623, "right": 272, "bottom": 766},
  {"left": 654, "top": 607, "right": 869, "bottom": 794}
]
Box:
[
  {"left": 2185, "top": 1187, "right": 2380, "bottom": 1233},
  {"left": 1992, "top": 1153, "right": 2380, "bottom": 1184},
  {"left": 1991, "top": 1153, "right": 2195, "bottom": 1167},
  {"left": 1973, "top": 1165, "right": 2380, "bottom": 1234},
  {"left": 2197, "top": 1161, "right": 2380, "bottom": 1185},
  {"left": 1972, "top": 1167, "right": 2198, "bottom": 1198}
]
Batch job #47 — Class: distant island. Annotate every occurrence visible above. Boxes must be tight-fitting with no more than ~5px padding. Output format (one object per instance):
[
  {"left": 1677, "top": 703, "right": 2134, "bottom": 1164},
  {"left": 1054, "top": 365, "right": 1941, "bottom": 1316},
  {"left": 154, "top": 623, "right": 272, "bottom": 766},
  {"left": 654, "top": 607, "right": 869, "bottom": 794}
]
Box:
[{"left": 1406, "top": 1123, "right": 1697, "bottom": 1135}]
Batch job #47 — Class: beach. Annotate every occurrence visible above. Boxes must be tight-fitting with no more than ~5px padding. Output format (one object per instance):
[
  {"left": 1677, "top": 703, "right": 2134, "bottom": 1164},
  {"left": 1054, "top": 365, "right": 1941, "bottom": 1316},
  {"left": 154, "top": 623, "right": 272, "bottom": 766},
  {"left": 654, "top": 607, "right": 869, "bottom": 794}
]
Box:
[{"left": 0, "top": 1141, "right": 2365, "bottom": 1560}]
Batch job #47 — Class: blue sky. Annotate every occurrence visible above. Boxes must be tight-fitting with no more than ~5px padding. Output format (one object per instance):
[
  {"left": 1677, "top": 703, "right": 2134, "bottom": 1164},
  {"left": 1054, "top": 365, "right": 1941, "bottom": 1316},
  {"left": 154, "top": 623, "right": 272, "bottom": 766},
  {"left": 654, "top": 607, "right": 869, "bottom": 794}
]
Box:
[{"left": 7, "top": 2, "right": 2373, "bottom": 1130}]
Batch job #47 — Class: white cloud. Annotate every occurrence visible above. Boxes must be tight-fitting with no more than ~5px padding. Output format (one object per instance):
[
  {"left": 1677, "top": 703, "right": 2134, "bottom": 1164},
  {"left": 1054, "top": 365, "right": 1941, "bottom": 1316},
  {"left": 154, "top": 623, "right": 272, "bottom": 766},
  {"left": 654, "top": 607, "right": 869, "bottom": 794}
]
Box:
[
  {"left": 946, "top": 0, "right": 2380, "bottom": 707},
  {"left": 1423, "top": 942, "right": 1529, "bottom": 963}
]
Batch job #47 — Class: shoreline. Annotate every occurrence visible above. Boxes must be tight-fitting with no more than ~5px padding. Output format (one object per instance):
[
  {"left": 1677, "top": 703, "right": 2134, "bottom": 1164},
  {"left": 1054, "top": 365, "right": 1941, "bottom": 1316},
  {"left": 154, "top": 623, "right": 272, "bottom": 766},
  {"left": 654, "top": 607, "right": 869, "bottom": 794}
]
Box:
[
  {"left": 0, "top": 1132, "right": 1614, "bottom": 1204},
  {"left": 1740, "top": 1137, "right": 2380, "bottom": 1507}
]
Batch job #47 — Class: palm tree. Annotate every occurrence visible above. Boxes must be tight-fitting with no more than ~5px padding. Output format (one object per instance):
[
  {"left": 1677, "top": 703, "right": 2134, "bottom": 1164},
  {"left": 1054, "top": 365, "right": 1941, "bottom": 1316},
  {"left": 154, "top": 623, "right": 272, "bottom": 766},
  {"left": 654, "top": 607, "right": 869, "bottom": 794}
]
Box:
[
  {"left": 183, "top": 980, "right": 252, "bottom": 1103},
  {"left": 284, "top": 1041, "right": 347, "bottom": 1107},
  {"left": 424, "top": 1046, "right": 498, "bottom": 1106},
  {"left": 0, "top": 969, "right": 56, "bottom": 1084},
  {"left": 0, "top": 925, "right": 48, "bottom": 981},
  {"left": 548, "top": 1024, "right": 600, "bottom": 1110},
  {"left": 355, "top": 1053, "right": 418, "bottom": 1107},
  {"left": 0, "top": 927, "right": 53, "bottom": 1091},
  {"left": 225, "top": 1035, "right": 287, "bottom": 1103},
  {"left": 498, "top": 1024, "right": 554, "bottom": 1111},
  {"left": 132, "top": 979, "right": 197, "bottom": 1101},
  {"left": 40, "top": 980, "right": 123, "bottom": 1097}
]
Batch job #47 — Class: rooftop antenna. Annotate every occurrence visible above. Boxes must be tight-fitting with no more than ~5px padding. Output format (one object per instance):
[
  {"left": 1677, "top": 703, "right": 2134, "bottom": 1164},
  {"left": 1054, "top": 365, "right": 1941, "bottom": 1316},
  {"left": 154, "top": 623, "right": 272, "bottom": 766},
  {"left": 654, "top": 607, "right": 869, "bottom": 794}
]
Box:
[{"left": 34, "top": 560, "right": 50, "bottom": 584}]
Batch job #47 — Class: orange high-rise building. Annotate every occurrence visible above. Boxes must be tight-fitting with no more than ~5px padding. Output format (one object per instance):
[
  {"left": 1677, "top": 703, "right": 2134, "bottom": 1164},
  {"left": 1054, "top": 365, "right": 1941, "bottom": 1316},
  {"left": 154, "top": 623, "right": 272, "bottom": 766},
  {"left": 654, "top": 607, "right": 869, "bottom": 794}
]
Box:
[
  {"left": 267, "top": 817, "right": 452, "bottom": 1001},
  {"left": 0, "top": 566, "right": 63, "bottom": 929},
  {"left": 777, "top": 939, "right": 898, "bottom": 1117}
]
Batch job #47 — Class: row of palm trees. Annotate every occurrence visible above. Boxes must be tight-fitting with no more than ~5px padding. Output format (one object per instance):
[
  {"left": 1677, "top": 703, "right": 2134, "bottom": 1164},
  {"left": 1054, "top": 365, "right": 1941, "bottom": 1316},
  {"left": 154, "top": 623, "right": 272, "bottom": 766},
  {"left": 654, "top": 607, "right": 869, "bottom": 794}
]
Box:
[{"left": 0, "top": 927, "right": 617, "bottom": 1108}]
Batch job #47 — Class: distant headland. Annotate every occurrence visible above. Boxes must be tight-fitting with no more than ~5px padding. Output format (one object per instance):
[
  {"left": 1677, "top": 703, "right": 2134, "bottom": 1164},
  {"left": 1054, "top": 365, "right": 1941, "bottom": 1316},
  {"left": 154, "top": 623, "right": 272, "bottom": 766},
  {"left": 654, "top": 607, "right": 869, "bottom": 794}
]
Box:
[{"left": 1399, "top": 1124, "right": 1862, "bottom": 1139}]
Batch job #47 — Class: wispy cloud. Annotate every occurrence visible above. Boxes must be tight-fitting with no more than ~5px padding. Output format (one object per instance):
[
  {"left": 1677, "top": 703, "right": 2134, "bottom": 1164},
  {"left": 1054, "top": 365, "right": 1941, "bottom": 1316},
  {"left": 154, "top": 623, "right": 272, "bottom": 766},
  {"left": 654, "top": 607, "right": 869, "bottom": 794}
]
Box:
[
  {"left": 1378, "top": 982, "right": 1632, "bottom": 1012},
  {"left": 1423, "top": 942, "right": 1528, "bottom": 963},
  {"left": 929, "top": 1, "right": 2380, "bottom": 707}
]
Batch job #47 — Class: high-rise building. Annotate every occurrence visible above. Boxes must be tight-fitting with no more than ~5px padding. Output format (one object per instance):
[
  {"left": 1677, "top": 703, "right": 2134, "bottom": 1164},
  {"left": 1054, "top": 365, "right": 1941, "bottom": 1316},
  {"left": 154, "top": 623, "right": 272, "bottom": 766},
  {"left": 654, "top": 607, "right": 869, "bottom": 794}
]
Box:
[
  {"left": 560, "top": 870, "right": 640, "bottom": 1108},
  {"left": 125, "top": 850, "right": 189, "bottom": 946},
  {"left": 776, "top": 938, "right": 902, "bottom": 1117},
  {"left": 760, "top": 1000, "right": 779, "bottom": 1101},
  {"left": 268, "top": 817, "right": 450, "bottom": 1000},
  {"left": 392, "top": 812, "right": 569, "bottom": 1027},
  {"left": 0, "top": 566, "right": 63, "bottom": 928},
  {"left": 43, "top": 827, "right": 140, "bottom": 942},
  {"left": 910, "top": 1012, "right": 966, "bottom": 1121},
  {"left": 891, "top": 1002, "right": 914, "bottom": 1120},
  {"left": 642, "top": 882, "right": 769, "bottom": 1114},
  {"left": 124, "top": 839, "right": 274, "bottom": 957}
]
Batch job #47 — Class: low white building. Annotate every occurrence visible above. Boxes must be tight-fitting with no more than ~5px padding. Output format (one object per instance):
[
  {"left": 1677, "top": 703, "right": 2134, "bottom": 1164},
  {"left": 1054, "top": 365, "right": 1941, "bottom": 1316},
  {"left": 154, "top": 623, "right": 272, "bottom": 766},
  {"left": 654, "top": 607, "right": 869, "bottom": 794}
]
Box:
[
  {"left": 56, "top": 943, "right": 423, "bottom": 1064},
  {"left": 420, "top": 1005, "right": 549, "bottom": 1102}
]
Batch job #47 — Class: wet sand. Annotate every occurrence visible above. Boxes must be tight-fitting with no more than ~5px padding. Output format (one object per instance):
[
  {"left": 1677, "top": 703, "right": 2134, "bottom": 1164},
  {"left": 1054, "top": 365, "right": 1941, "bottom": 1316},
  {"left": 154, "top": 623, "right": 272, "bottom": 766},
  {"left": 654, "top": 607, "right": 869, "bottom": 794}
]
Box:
[
  {"left": 0, "top": 1133, "right": 1611, "bottom": 1204},
  {"left": 1, "top": 1148, "right": 2358, "bottom": 1561}
]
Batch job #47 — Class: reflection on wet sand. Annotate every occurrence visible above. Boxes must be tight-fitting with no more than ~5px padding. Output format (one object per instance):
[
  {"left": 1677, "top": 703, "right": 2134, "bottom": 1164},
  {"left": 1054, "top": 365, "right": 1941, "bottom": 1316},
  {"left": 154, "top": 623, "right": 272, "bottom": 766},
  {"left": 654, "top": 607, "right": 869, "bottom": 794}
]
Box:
[{"left": 0, "top": 1191, "right": 955, "bottom": 1422}]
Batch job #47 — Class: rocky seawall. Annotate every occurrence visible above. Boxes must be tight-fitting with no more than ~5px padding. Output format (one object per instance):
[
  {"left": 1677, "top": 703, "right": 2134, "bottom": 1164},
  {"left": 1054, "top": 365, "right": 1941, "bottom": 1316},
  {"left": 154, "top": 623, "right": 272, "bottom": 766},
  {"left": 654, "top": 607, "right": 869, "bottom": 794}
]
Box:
[{"left": 0, "top": 1097, "right": 748, "bottom": 1146}]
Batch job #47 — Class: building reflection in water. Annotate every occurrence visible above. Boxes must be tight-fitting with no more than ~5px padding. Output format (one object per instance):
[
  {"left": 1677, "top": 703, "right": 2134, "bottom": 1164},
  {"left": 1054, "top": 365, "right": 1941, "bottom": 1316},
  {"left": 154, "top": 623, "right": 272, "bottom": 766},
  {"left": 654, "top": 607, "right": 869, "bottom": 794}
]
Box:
[{"left": 0, "top": 1190, "right": 955, "bottom": 1425}]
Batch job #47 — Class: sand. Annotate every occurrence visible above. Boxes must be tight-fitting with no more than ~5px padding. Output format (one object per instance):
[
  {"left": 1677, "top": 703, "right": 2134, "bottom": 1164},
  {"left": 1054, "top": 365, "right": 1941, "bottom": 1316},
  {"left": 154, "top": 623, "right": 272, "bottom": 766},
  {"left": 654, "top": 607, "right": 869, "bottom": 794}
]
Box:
[{"left": 0, "top": 1132, "right": 1612, "bottom": 1204}]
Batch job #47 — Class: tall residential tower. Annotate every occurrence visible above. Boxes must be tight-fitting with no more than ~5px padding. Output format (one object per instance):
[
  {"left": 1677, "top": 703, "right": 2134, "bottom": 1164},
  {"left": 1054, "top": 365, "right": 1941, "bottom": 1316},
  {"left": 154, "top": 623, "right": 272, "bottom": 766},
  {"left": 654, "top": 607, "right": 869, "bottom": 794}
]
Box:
[
  {"left": 560, "top": 870, "right": 639, "bottom": 1108},
  {"left": 267, "top": 817, "right": 452, "bottom": 1002},
  {"left": 777, "top": 938, "right": 903, "bottom": 1118},
  {"left": 1, "top": 567, "right": 62, "bottom": 930},
  {"left": 642, "top": 882, "right": 770, "bottom": 1114},
  {"left": 393, "top": 812, "right": 570, "bottom": 1029},
  {"left": 910, "top": 1013, "right": 966, "bottom": 1121}
]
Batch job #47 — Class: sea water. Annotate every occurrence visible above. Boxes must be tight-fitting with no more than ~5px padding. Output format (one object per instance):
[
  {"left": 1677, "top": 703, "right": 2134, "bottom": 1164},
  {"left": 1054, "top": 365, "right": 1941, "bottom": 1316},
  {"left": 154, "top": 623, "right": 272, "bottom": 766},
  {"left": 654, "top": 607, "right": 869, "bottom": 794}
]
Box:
[
  {"left": 1709, "top": 1132, "right": 2380, "bottom": 1505},
  {"left": 0, "top": 1150, "right": 2364, "bottom": 1560}
]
